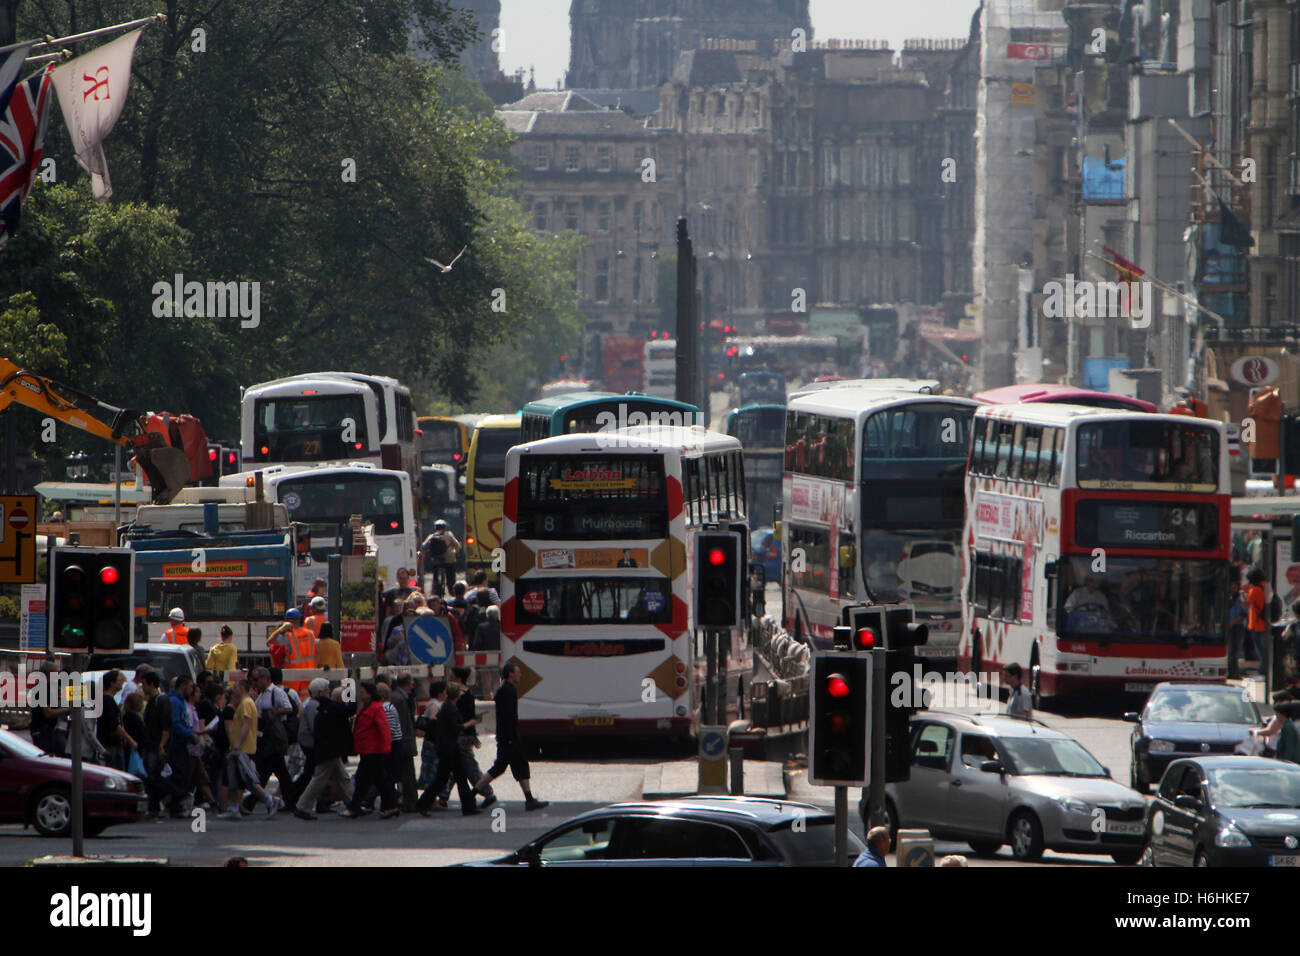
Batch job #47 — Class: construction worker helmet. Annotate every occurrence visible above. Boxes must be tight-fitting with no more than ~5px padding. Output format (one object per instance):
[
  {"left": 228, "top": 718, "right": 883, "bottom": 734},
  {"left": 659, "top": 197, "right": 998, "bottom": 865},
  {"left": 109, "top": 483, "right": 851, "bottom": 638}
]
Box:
[
  {"left": 169, "top": 608, "right": 185, "bottom": 622},
  {"left": 310, "top": 596, "right": 326, "bottom": 609},
  {"left": 285, "top": 608, "right": 302, "bottom": 622},
  {"left": 434, "top": 519, "right": 448, "bottom": 529}
]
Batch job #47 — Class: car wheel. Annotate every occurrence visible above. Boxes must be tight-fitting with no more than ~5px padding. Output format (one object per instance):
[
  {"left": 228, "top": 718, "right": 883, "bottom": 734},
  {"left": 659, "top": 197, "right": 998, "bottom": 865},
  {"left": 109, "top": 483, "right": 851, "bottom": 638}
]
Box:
[
  {"left": 968, "top": 839, "right": 1002, "bottom": 857},
  {"left": 1110, "top": 849, "right": 1142, "bottom": 866},
  {"left": 31, "top": 786, "right": 72, "bottom": 838},
  {"left": 1137, "top": 845, "right": 1155, "bottom": 867},
  {"left": 1008, "top": 811, "right": 1045, "bottom": 862},
  {"left": 1194, "top": 848, "right": 1210, "bottom": 867}
]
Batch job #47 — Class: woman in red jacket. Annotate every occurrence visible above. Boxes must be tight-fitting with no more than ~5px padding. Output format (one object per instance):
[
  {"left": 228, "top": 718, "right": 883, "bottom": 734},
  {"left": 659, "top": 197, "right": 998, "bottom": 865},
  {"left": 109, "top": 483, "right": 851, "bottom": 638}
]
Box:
[{"left": 343, "top": 682, "right": 400, "bottom": 819}]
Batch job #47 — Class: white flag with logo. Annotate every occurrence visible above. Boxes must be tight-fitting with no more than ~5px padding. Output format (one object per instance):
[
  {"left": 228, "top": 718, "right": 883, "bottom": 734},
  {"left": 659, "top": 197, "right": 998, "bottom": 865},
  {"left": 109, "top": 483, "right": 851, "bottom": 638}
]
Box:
[{"left": 51, "top": 28, "right": 143, "bottom": 200}]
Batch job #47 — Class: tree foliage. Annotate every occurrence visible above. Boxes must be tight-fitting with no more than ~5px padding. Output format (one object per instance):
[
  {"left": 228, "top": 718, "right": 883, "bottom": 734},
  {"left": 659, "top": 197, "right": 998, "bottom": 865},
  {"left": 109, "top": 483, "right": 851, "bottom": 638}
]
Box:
[{"left": 6, "top": 0, "right": 580, "bottom": 447}]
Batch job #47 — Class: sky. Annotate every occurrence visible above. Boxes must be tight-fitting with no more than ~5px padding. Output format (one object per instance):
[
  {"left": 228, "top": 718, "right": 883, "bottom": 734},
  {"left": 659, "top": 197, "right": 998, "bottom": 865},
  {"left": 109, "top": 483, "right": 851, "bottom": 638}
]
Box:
[{"left": 498, "top": 0, "right": 983, "bottom": 90}]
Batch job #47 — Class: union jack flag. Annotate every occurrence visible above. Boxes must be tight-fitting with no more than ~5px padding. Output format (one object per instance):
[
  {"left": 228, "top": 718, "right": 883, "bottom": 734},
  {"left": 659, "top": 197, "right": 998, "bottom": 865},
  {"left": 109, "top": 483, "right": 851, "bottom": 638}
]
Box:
[{"left": 0, "top": 63, "right": 55, "bottom": 251}]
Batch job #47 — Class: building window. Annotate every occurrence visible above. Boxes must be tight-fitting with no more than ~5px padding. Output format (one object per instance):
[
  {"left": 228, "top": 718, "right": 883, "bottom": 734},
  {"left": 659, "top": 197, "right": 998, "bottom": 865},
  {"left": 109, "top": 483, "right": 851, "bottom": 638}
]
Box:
[
  {"left": 897, "top": 204, "right": 912, "bottom": 242},
  {"left": 597, "top": 145, "right": 613, "bottom": 172},
  {"left": 595, "top": 258, "right": 610, "bottom": 302},
  {"left": 633, "top": 201, "right": 643, "bottom": 233},
  {"left": 839, "top": 200, "right": 852, "bottom": 241},
  {"left": 565, "top": 146, "right": 581, "bottom": 172},
  {"left": 534, "top": 146, "right": 550, "bottom": 171},
  {"left": 565, "top": 202, "right": 580, "bottom": 232},
  {"left": 597, "top": 201, "right": 611, "bottom": 233},
  {"left": 534, "top": 202, "right": 549, "bottom": 232},
  {"left": 633, "top": 256, "right": 642, "bottom": 303}
]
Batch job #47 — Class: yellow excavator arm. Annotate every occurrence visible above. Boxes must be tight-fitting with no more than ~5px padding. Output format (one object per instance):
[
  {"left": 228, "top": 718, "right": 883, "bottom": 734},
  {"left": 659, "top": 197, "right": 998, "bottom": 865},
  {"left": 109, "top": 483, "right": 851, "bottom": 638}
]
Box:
[{"left": 0, "top": 358, "right": 192, "bottom": 503}]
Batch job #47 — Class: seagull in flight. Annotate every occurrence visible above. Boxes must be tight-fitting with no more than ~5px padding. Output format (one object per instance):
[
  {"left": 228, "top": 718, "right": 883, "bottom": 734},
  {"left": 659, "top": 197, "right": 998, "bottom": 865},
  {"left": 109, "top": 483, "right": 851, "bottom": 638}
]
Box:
[{"left": 424, "top": 245, "right": 467, "bottom": 273}]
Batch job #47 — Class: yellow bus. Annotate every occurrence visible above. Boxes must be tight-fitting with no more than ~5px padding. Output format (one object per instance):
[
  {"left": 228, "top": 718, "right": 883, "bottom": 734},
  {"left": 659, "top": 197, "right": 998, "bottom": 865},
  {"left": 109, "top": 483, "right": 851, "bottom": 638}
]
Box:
[
  {"left": 463, "top": 413, "right": 521, "bottom": 579},
  {"left": 417, "top": 415, "right": 472, "bottom": 471}
]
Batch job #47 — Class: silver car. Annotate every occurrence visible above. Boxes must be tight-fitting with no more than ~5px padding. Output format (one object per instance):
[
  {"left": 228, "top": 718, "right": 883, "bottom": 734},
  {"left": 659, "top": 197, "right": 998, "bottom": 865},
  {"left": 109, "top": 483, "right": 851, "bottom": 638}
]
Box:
[{"left": 878, "top": 711, "right": 1148, "bottom": 864}]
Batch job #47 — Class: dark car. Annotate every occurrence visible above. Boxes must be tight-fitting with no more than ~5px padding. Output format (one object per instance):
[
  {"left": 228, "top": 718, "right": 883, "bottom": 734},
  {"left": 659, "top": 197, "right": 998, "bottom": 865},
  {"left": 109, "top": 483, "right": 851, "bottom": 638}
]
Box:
[
  {"left": 464, "top": 796, "right": 865, "bottom": 867},
  {"left": 0, "top": 728, "right": 146, "bottom": 837},
  {"left": 1125, "top": 683, "right": 1263, "bottom": 793},
  {"left": 1141, "top": 757, "right": 1300, "bottom": 867}
]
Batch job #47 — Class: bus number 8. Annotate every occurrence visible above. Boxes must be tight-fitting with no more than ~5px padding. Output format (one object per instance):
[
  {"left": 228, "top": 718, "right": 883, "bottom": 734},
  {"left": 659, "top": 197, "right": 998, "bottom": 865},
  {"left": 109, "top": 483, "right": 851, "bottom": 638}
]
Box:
[{"left": 543, "top": 515, "right": 557, "bottom": 533}]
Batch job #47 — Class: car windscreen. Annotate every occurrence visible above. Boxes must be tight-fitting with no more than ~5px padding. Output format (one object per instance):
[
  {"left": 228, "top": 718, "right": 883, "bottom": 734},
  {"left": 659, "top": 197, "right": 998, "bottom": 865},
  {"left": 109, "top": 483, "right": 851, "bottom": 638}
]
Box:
[
  {"left": 1145, "top": 688, "right": 1257, "bottom": 725},
  {"left": 0, "top": 727, "right": 46, "bottom": 758},
  {"left": 765, "top": 818, "right": 865, "bottom": 865},
  {"left": 1208, "top": 767, "right": 1300, "bottom": 809},
  {"left": 996, "top": 736, "right": 1107, "bottom": 777}
]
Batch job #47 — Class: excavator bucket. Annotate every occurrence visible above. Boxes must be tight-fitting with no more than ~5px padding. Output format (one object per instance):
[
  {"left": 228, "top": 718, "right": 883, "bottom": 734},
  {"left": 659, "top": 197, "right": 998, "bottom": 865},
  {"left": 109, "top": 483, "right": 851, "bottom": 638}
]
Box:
[{"left": 136, "top": 445, "right": 192, "bottom": 504}]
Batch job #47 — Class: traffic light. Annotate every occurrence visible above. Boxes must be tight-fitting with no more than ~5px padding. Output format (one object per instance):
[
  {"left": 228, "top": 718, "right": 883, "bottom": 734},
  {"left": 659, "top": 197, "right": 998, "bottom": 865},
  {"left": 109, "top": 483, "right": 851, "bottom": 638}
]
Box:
[
  {"left": 204, "top": 442, "right": 240, "bottom": 484},
  {"left": 810, "top": 650, "right": 872, "bottom": 785},
  {"left": 694, "top": 532, "right": 743, "bottom": 629},
  {"left": 882, "top": 607, "right": 928, "bottom": 783},
  {"left": 50, "top": 547, "right": 133, "bottom": 651}
]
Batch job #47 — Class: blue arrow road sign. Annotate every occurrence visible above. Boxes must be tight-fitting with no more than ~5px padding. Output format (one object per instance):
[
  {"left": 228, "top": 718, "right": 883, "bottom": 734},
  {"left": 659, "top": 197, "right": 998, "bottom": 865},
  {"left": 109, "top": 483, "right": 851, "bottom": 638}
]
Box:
[{"left": 406, "top": 615, "right": 452, "bottom": 666}]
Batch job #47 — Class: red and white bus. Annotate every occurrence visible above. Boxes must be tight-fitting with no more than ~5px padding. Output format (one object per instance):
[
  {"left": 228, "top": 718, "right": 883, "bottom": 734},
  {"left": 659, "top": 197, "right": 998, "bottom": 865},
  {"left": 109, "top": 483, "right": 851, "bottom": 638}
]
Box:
[
  {"left": 501, "top": 426, "right": 748, "bottom": 739},
  {"left": 973, "top": 383, "right": 1158, "bottom": 413},
  {"left": 961, "top": 403, "right": 1231, "bottom": 703},
  {"left": 782, "top": 384, "right": 977, "bottom": 659}
]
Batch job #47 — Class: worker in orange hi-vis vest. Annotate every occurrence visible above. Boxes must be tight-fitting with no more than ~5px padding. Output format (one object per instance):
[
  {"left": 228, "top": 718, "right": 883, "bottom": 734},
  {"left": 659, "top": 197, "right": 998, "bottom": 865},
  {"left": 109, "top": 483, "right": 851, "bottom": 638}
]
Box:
[
  {"left": 272, "top": 608, "right": 316, "bottom": 700},
  {"left": 163, "top": 608, "right": 189, "bottom": 645},
  {"left": 305, "top": 595, "right": 327, "bottom": 639}
]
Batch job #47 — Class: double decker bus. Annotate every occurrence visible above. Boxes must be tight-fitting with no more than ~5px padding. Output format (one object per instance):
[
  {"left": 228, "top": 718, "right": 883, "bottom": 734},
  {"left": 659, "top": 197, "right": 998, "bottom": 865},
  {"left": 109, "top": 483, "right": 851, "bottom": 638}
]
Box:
[
  {"left": 782, "top": 385, "right": 977, "bottom": 659},
  {"left": 463, "top": 414, "right": 522, "bottom": 578},
  {"left": 643, "top": 339, "right": 676, "bottom": 399},
  {"left": 416, "top": 415, "right": 471, "bottom": 472},
  {"left": 221, "top": 463, "right": 417, "bottom": 585},
  {"left": 973, "top": 383, "right": 1158, "bottom": 413},
  {"left": 501, "top": 426, "right": 748, "bottom": 739},
  {"left": 737, "top": 371, "right": 787, "bottom": 407},
  {"left": 241, "top": 372, "right": 418, "bottom": 484},
  {"left": 519, "top": 391, "right": 700, "bottom": 445},
  {"left": 726, "top": 404, "right": 785, "bottom": 526},
  {"left": 961, "top": 404, "right": 1230, "bottom": 704}
]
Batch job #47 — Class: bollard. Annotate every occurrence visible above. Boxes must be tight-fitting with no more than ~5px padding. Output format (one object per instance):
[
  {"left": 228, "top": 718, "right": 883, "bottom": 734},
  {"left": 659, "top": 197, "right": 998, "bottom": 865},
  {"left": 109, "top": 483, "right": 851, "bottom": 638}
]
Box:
[
  {"left": 895, "top": 828, "right": 936, "bottom": 867},
  {"left": 729, "top": 747, "right": 744, "bottom": 795}
]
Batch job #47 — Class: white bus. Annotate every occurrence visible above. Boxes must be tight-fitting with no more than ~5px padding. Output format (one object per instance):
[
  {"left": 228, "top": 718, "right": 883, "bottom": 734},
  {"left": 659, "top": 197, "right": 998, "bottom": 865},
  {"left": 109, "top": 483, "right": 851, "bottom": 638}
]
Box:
[
  {"left": 221, "top": 462, "right": 418, "bottom": 585},
  {"left": 962, "top": 404, "right": 1231, "bottom": 708},
  {"left": 782, "top": 384, "right": 977, "bottom": 659},
  {"left": 240, "top": 372, "right": 418, "bottom": 484},
  {"left": 643, "top": 339, "right": 676, "bottom": 399},
  {"left": 501, "top": 425, "right": 748, "bottom": 739}
]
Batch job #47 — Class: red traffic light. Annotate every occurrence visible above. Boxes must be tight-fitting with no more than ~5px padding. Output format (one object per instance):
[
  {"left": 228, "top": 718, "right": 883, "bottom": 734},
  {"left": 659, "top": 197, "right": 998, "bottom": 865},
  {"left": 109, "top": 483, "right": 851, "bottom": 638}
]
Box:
[
  {"left": 226, "top": 452, "right": 237, "bottom": 464},
  {"left": 855, "top": 627, "right": 875, "bottom": 650},
  {"left": 64, "top": 565, "right": 84, "bottom": 584},
  {"left": 99, "top": 566, "right": 119, "bottom": 586},
  {"left": 826, "top": 674, "right": 850, "bottom": 699},
  {"left": 708, "top": 548, "right": 726, "bottom": 566},
  {"left": 829, "top": 714, "right": 850, "bottom": 734},
  {"left": 208, "top": 448, "right": 218, "bottom": 461}
]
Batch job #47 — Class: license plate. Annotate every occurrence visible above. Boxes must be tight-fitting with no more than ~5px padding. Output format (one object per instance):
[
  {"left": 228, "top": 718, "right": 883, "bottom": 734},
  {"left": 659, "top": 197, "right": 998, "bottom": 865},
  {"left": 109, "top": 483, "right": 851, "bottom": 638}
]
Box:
[
  {"left": 1105, "top": 821, "right": 1144, "bottom": 835},
  {"left": 1269, "top": 855, "right": 1300, "bottom": 867},
  {"left": 1125, "top": 682, "right": 1155, "bottom": 692},
  {"left": 574, "top": 716, "right": 614, "bottom": 727}
]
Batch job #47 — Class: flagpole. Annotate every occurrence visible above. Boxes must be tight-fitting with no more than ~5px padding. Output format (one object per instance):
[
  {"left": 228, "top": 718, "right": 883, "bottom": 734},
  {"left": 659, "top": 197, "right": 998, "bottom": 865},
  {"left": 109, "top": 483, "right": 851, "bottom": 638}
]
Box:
[
  {"left": 1086, "top": 248, "right": 1229, "bottom": 330},
  {"left": 22, "top": 51, "right": 72, "bottom": 65},
  {"left": 0, "top": 12, "right": 165, "bottom": 56}
]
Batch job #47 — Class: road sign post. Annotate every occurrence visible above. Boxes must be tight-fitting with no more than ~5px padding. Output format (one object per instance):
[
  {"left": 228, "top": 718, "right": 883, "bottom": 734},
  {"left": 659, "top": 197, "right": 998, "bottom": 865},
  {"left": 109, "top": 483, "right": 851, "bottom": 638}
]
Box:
[{"left": 697, "top": 724, "right": 728, "bottom": 794}]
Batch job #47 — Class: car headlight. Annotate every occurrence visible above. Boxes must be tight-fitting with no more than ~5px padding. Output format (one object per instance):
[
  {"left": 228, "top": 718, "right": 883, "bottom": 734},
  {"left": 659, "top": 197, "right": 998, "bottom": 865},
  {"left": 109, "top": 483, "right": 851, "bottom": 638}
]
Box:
[
  {"left": 1214, "top": 825, "right": 1251, "bottom": 848},
  {"left": 1148, "top": 740, "right": 1175, "bottom": 753},
  {"left": 102, "top": 776, "right": 120, "bottom": 791},
  {"left": 1056, "top": 797, "right": 1090, "bottom": 815}
]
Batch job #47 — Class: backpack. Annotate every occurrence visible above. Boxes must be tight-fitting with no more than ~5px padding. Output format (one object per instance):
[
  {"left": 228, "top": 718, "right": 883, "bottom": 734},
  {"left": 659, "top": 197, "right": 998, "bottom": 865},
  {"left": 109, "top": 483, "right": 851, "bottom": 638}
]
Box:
[{"left": 427, "top": 532, "right": 449, "bottom": 560}]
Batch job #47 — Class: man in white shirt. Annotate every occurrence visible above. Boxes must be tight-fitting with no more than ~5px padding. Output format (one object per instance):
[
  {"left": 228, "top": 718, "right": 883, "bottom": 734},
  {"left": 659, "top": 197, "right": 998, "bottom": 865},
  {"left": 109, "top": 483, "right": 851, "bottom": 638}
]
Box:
[{"left": 1003, "top": 662, "right": 1032, "bottom": 720}]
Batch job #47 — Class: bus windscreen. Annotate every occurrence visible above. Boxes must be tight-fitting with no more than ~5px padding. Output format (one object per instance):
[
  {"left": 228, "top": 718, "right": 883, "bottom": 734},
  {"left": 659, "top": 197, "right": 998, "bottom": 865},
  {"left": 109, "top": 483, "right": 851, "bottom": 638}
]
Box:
[{"left": 253, "top": 395, "right": 368, "bottom": 462}]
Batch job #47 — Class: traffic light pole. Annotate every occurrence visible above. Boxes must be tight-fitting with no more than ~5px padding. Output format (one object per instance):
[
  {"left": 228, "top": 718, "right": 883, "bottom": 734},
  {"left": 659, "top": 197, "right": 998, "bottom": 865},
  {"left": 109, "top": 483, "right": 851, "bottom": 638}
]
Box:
[
  {"left": 868, "top": 646, "right": 887, "bottom": 828},
  {"left": 70, "top": 652, "right": 85, "bottom": 858},
  {"left": 835, "top": 785, "right": 848, "bottom": 867},
  {"left": 705, "top": 630, "right": 718, "bottom": 724}
]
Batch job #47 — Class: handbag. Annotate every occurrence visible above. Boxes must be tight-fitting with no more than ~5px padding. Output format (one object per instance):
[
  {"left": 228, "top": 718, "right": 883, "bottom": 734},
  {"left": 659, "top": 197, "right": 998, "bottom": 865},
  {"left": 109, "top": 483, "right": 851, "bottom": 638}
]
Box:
[{"left": 127, "top": 749, "right": 147, "bottom": 779}]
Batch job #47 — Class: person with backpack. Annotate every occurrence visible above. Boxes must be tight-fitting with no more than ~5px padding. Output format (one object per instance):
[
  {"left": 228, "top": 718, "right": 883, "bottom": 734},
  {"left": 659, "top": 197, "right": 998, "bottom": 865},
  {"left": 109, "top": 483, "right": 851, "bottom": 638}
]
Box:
[
  {"left": 420, "top": 519, "right": 461, "bottom": 596},
  {"left": 1247, "top": 568, "right": 1271, "bottom": 676},
  {"left": 250, "top": 666, "right": 296, "bottom": 809}
]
